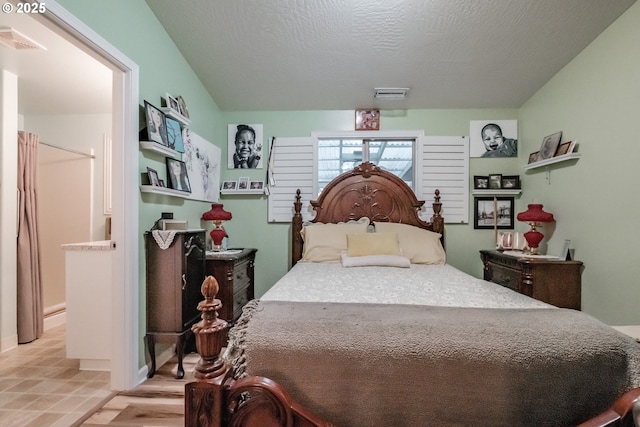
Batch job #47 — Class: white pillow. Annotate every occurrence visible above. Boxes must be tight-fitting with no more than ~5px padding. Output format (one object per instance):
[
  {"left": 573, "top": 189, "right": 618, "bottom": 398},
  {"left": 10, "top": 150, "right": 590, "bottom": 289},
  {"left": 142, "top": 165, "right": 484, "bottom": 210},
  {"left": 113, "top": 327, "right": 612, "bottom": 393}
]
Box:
[
  {"left": 373, "top": 222, "right": 445, "bottom": 264},
  {"left": 340, "top": 251, "right": 410, "bottom": 268}
]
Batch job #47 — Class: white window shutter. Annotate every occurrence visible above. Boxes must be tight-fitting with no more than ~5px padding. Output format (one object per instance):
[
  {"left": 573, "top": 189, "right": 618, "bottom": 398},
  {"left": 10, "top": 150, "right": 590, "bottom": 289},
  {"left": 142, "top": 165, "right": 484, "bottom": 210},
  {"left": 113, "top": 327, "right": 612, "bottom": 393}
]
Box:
[
  {"left": 417, "top": 136, "right": 469, "bottom": 224},
  {"left": 267, "top": 136, "right": 316, "bottom": 222}
]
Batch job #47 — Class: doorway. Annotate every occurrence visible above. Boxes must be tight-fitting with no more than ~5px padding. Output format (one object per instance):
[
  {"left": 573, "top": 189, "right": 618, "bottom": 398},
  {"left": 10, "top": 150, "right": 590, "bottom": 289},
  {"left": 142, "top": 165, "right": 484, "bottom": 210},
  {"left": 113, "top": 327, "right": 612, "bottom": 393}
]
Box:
[{"left": 3, "top": 1, "right": 140, "bottom": 391}]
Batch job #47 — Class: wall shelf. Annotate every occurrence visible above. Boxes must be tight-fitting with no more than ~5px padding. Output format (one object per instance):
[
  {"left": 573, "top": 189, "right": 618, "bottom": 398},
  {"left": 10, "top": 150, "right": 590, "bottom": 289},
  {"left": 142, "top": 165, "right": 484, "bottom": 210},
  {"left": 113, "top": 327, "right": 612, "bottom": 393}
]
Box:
[
  {"left": 472, "top": 189, "right": 522, "bottom": 196},
  {"left": 140, "top": 185, "right": 192, "bottom": 198},
  {"left": 139, "top": 140, "right": 181, "bottom": 158},
  {"left": 220, "top": 189, "right": 265, "bottom": 196},
  {"left": 522, "top": 153, "right": 581, "bottom": 171},
  {"left": 161, "top": 108, "right": 190, "bottom": 126}
]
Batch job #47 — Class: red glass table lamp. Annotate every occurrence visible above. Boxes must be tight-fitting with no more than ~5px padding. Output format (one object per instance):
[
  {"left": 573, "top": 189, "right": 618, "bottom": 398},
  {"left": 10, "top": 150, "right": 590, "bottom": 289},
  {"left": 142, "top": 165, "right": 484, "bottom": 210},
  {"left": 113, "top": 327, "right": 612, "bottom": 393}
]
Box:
[
  {"left": 201, "top": 203, "right": 232, "bottom": 251},
  {"left": 516, "top": 204, "right": 554, "bottom": 254}
]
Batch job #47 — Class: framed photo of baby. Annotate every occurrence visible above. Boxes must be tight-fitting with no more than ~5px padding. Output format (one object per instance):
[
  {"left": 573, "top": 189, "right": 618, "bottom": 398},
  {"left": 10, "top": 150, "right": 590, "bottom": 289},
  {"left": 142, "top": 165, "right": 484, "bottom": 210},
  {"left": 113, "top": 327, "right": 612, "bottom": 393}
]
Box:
[{"left": 469, "top": 120, "right": 518, "bottom": 158}]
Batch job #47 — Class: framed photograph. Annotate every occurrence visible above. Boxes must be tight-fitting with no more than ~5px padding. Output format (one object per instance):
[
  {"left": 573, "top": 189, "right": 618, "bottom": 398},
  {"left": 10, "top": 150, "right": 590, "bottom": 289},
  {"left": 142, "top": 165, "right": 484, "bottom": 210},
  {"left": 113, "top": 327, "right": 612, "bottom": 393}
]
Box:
[
  {"left": 221, "top": 180, "right": 237, "bottom": 190},
  {"left": 249, "top": 180, "right": 264, "bottom": 190},
  {"left": 146, "top": 167, "right": 161, "bottom": 186},
  {"left": 237, "top": 176, "right": 249, "bottom": 190},
  {"left": 158, "top": 179, "right": 165, "bottom": 187},
  {"left": 164, "top": 93, "right": 181, "bottom": 117},
  {"left": 165, "top": 158, "right": 191, "bottom": 193},
  {"left": 165, "top": 117, "right": 183, "bottom": 152},
  {"left": 538, "top": 131, "right": 562, "bottom": 160},
  {"left": 560, "top": 239, "right": 572, "bottom": 260},
  {"left": 488, "top": 174, "right": 502, "bottom": 189},
  {"left": 474, "top": 197, "right": 515, "bottom": 230},
  {"left": 555, "top": 140, "right": 576, "bottom": 157},
  {"left": 228, "top": 124, "right": 264, "bottom": 169},
  {"left": 143, "top": 101, "right": 169, "bottom": 146},
  {"left": 528, "top": 151, "right": 540, "bottom": 164},
  {"left": 355, "top": 109, "right": 380, "bottom": 131},
  {"left": 177, "top": 95, "right": 189, "bottom": 118},
  {"left": 501, "top": 175, "right": 520, "bottom": 189},
  {"left": 469, "top": 120, "right": 518, "bottom": 158},
  {"left": 474, "top": 175, "right": 489, "bottom": 189}
]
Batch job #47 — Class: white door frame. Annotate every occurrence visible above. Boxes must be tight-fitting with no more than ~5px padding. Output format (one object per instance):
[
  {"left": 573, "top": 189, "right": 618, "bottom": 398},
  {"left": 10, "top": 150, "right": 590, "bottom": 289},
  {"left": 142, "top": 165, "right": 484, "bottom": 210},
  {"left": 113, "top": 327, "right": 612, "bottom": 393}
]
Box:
[{"left": 36, "top": 1, "right": 140, "bottom": 390}]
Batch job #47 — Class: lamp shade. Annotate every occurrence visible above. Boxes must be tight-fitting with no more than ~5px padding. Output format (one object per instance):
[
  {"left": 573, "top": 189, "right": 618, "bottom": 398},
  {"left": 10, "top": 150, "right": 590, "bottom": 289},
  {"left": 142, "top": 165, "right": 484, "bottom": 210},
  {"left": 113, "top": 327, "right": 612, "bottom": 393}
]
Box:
[
  {"left": 202, "top": 204, "right": 232, "bottom": 251},
  {"left": 516, "top": 204, "right": 554, "bottom": 254},
  {"left": 201, "top": 203, "right": 232, "bottom": 222}
]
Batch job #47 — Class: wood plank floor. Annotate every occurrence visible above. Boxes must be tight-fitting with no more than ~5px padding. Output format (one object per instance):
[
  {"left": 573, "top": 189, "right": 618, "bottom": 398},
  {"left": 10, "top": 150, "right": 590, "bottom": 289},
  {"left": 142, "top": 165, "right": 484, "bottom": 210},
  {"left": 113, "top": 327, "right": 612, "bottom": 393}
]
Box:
[{"left": 73, "top": 353, "right": 198, "bottom": 427}]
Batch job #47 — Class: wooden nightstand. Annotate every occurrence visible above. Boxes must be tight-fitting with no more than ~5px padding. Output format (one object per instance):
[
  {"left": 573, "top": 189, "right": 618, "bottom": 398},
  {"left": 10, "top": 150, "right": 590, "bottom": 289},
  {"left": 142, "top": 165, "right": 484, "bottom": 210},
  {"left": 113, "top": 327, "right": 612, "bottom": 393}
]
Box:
[
  {"left": 205, "top": 248, "right": 257, "bottom": 323},
  {"left": 480, "top": 249, "right": 583, "bottom": 309}
]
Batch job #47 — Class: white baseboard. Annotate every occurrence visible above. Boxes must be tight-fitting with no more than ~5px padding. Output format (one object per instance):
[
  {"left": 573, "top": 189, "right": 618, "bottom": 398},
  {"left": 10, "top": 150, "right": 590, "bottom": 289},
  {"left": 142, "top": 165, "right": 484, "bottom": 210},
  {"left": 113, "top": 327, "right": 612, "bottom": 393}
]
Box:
[
  {"left": 137, "top": 345, "right": 176, "bottom": 384},
  {"left": 44, "top": 310, "right": 66, "bottom": 331}
]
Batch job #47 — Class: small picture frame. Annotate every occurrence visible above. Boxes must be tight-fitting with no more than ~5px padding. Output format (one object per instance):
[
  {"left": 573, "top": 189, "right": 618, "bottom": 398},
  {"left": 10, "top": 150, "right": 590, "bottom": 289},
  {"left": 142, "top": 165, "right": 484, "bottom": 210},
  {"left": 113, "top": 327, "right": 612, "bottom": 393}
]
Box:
[
  {"left": 528, "top": 151, "right": 540, "bottom": 164},
  {"left": 555, "top": 140, "right": 576, "bottom": 157},
  {"left": 355, "top": 109, "right": 380, "bottom": 131},
  {"left": 560, "top": 239, "right": 572, "bottom": 260},
  {"left": 164, "top": 93, "right": 181, "bottom": 117},
  {"left": 488, "top": 174, "right": 502, "bottom": 190},
  {"left": 474, "top": 197, "right": 515, "bottom": 230},
  {"left": 165, "top": 117, "right": 183, "bottom": 152},
  {"left": 146, "top": 167, "right": 161, "bottom": 186},
  {"left": 474, "top": 175, "right": 489, "bottom": 189},
  {"left": 249, "top": 180, "right": 264, "bottom": 190},
  {"left": 237, "top": 176, "right": 249, "bottom": 190},
  {"left": 143, "top": 101, "right": 169, "bottom": 146},
  {"left": 177, "top": 95, "right": 189, "bottom": 119},
  {"left": 165, "top": 158, "right": 191, "bottom": 193},
  {"left": 539, "top": 131, "right": 562, "bottom": 160},
  {"left": 501, "top": 175, "right": 520, "bottom": 189},
  {"left": 221, "top": 180, "right": 237, "bottom": 190}
]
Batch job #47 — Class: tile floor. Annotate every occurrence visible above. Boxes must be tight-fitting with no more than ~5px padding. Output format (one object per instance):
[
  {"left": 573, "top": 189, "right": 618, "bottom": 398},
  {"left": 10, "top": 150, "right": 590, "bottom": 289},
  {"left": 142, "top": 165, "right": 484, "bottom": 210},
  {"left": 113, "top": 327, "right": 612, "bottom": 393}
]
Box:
[{"left": 0, "top": 324, "right": 112, "bottom": 427}]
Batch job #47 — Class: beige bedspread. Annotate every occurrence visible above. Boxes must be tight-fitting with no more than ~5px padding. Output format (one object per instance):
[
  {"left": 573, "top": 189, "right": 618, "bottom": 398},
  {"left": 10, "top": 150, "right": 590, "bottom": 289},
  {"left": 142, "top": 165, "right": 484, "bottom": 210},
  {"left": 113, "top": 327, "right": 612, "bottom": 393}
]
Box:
[{"left": 226, "top": 300, "right": 640, "bottom": 427}]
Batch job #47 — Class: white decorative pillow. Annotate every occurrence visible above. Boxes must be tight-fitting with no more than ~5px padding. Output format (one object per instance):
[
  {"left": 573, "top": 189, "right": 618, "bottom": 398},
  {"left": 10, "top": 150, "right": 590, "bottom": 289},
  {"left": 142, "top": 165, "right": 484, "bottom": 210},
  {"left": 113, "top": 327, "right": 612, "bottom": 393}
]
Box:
[
  {"left": 346, "top": 232, "right": 401, "bottom": 257},
  {"left": 301, "top": 218, "right": 370, "bottom": 262},
  {"left": 340, "top": 251, "right": 410, "bottom": 268},
  {"left": 373, "top": 222, "right": 446, "bottom": 264}
]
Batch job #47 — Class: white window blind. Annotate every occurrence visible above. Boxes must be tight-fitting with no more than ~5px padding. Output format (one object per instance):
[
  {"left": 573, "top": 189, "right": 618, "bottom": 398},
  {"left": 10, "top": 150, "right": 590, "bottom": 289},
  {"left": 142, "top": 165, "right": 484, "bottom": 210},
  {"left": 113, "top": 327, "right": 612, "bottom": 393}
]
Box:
[
  {"left": 417, "top": 136, "right": 469, "bottom": 224},
  {"left": 267, "top": 135, "right": 469, "bottom": 224},
  {"left": 267, "top": 137, "right": 315, "bottom": 222}
]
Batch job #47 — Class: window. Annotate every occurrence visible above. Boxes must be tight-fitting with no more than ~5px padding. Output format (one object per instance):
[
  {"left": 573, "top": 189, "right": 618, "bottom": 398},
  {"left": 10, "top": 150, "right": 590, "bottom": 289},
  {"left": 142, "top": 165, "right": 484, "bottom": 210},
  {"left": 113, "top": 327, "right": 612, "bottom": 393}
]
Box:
[
  {"left": 317, "top": 138, "right": 414, "bottom": 194},
  {"left": 267, "top": 133, "right": 468, "bottom": 224}
]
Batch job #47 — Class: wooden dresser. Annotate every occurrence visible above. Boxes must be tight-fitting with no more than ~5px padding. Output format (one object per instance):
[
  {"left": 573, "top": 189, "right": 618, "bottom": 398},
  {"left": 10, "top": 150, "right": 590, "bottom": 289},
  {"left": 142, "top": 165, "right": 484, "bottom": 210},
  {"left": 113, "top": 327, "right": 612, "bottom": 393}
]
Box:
[
  {"left": 480, "top": 249, "right": 583, "bottom": 309},
  {"left": 205, "top": 248, "right": 257, "bottom": 323},
  {"left": 144, "top": 230, "right": 205, "bottom": 379}
]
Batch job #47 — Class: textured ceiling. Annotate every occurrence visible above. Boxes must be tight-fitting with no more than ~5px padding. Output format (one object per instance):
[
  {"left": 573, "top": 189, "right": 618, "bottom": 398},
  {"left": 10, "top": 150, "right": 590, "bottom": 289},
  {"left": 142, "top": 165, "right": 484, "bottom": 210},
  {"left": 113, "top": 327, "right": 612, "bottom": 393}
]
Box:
[{"left": 146, "top": 0, "right": 635, "bottom": 111}]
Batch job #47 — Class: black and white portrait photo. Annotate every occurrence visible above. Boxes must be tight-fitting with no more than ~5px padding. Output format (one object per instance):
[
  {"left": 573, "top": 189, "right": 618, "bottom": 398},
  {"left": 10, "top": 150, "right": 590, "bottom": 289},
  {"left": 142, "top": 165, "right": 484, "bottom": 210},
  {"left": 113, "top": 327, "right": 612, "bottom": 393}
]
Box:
[
  {"left": 228, "top": 124, "right": 264, "bottom": 169},
  {"left": 165, "top": 158, "right": 191, "bottom": 193},
  {"left": 144, "top": 101, "right": 169, "bottom": 147},
  {"left": 470, "top": 120, "right": 518, "bottom": 158}
]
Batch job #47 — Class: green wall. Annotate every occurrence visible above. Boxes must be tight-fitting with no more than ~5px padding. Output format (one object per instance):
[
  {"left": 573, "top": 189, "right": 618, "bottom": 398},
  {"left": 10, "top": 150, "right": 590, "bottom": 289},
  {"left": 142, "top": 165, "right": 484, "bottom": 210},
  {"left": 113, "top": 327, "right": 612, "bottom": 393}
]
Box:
[
  {"left": 518, "top": 2, "right": 640, "bottom": 324},
  {"left": 57, "top": 1, "right": 640, "bottom": 376}
]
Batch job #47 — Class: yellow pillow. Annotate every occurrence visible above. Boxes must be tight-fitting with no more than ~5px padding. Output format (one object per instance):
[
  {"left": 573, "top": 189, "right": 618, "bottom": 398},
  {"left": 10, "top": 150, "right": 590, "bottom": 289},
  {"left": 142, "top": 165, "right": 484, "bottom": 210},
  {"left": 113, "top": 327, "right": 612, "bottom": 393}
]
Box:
[
  {"left": 301, "top": 221, "right": 369, "bottom": 262},
  {"left": 373, "top": 222, "right": 445, "bottom": 264},
  {"left": 346, "top": 232, "right": 401, "bottom": 257}
]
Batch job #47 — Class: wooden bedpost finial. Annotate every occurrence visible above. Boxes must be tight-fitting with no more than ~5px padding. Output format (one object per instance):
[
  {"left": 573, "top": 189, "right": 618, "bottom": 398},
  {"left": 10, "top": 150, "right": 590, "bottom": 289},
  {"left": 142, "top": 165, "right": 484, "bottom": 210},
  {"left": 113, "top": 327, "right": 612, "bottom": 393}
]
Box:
[{"left": 192, "top": 276, "right": 229, "bottom": 379}]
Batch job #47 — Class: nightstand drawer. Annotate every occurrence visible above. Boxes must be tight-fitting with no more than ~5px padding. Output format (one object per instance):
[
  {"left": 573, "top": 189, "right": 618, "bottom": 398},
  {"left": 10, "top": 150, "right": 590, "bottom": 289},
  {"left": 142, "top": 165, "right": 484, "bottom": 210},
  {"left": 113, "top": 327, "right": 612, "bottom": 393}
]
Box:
[{"left": 488, "top": 264, "right": 520, "bottom": 293}]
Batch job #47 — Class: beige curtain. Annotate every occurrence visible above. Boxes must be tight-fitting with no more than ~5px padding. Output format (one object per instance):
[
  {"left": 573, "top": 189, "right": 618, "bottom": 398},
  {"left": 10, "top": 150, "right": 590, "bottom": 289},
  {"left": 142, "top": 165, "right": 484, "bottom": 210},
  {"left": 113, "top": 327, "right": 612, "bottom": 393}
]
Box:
[{"left": 17, "top": 131, "right": 43, "bottom": 343}]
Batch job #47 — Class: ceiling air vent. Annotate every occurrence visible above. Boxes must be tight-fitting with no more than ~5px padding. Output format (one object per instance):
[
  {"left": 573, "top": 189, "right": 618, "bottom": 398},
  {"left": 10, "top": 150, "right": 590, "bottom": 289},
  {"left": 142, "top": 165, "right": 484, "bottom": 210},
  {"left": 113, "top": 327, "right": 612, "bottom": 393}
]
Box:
[
  {"left": 374, "top": 87, "right": 409, "bottom": 100},
  {"left": 0, "top": 27, "right": 46, "bottom": 50}
]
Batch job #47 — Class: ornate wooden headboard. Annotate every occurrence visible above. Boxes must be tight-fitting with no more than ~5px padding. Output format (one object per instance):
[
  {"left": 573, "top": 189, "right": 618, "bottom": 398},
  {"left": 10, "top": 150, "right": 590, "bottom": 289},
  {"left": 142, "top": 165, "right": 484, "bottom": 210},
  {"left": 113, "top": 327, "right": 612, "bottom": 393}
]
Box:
[{"left": 291, "top": 162, "right": 444, "bottom": 266}]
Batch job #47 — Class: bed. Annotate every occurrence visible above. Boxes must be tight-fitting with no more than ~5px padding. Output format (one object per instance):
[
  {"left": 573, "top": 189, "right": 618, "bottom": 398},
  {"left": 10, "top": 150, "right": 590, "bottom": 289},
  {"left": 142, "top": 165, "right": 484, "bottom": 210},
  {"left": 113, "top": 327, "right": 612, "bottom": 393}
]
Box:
[{"left": 185, "top": 162, "right": 640, "bottom": 427}]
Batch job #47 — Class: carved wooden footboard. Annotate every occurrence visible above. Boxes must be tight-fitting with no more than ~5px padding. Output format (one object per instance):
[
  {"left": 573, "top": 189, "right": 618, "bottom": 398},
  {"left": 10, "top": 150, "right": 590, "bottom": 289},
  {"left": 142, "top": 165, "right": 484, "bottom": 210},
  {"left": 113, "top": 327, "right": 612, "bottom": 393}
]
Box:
[{"left": 184, "top": 276, "right": 333, "bottom": 427}]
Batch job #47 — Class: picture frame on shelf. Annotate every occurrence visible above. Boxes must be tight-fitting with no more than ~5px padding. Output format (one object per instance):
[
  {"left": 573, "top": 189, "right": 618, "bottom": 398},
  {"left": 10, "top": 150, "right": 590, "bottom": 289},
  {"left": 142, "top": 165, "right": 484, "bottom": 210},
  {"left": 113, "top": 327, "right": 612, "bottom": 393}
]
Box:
[
  {"left": 143, "top": 101, "right": 169, "bottom": 147},
  {"left": 165, "top": 117, "right": 183, "bottom": 152},
  {"left": 501, "top": 175, "right": 520, "bottom": 189},
  {"left": 221, "top": 180, "right": 237, "bottom": 190},
  {"left": 355, "top": 109, "right": 380, "bottom": 131},
  {"left": 165, "top": 158, "right": 191, "bottom": 193},
  {"left": 164, "top": 93, "right": 182, "bottom": 117},
  {"left": 237, "top": 176, "right": 249, "bottom": 190},
  {"left": 146, "top": 167, "right": 161, "bottom": 186},
  {"left": 555, "top": 140, "right": 576, "bottom": 157},
  {"left": 177, "top": 95, "right": 189, "bottom": 118},
  {"left": 488, "top": 173, "right": 502, "bottom": 189},
  {"left": 249, "top": 180, "right": 264, "bottom": 190},
  {"left": 474, "top": 197, "right": 515, "bottom": 230},
  {"left": 474, "top": 175, "right": 489, "bottom": 189},
  {"left": 538, "top": 131, "right": 562, "bottom": 160},
  {"left": 528, "top": 151, "right": 540, "bottom": 164}
]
